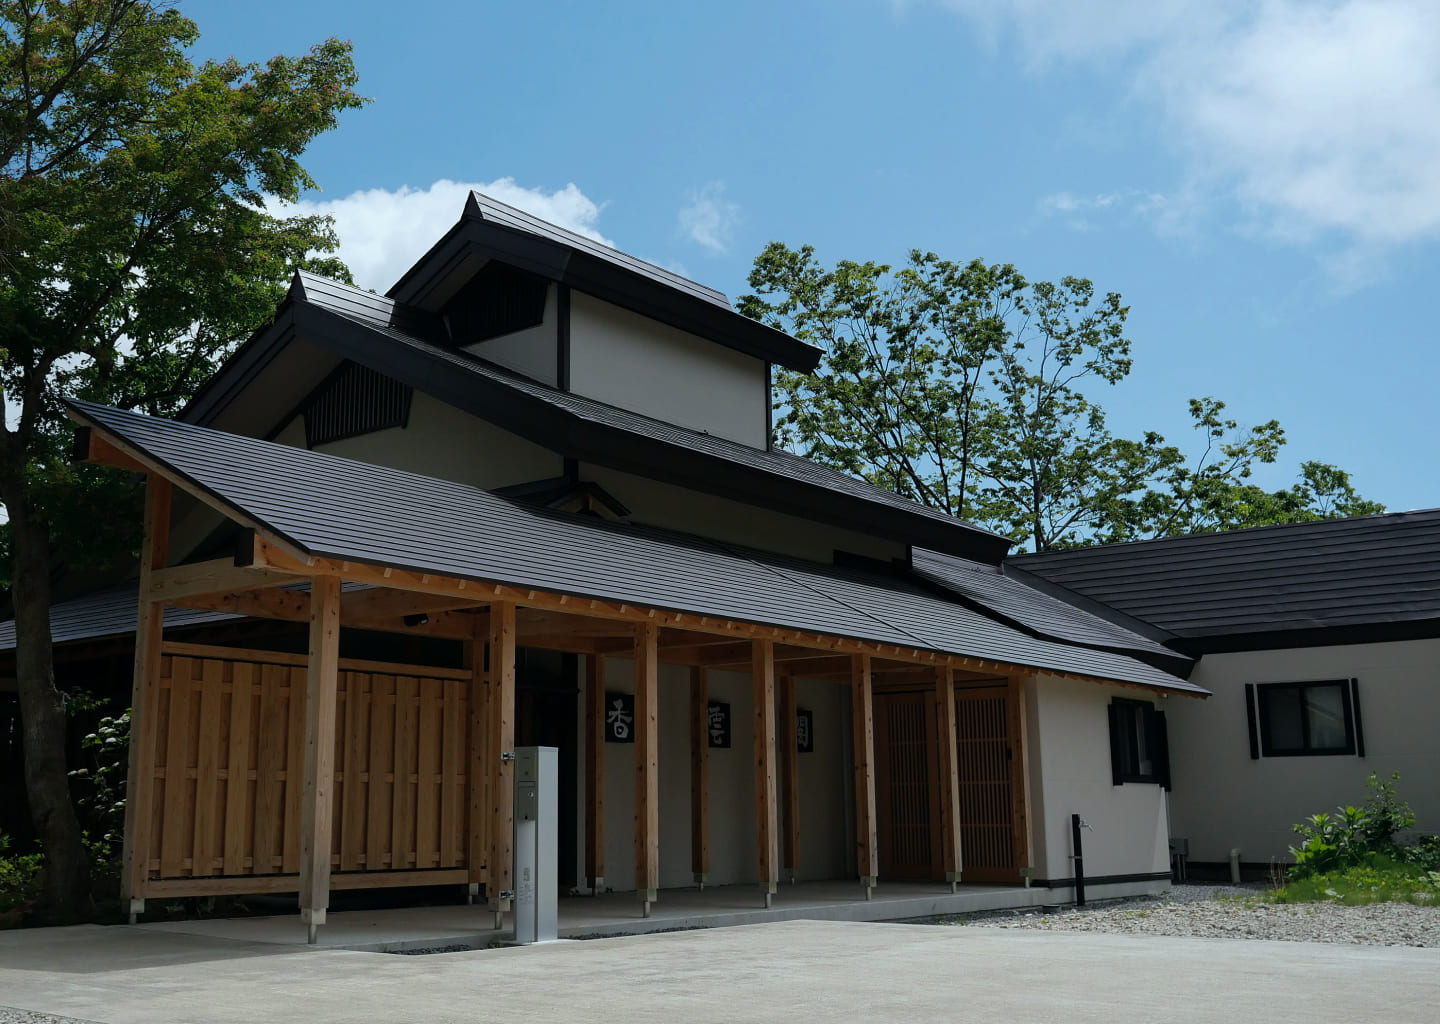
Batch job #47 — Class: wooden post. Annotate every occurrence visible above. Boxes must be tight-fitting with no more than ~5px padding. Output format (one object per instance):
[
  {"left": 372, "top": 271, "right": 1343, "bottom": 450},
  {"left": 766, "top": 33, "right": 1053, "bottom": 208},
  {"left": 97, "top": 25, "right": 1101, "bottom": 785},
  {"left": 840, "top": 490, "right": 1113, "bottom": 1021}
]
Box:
[
  {"left": 634, "top": 621, "right": 659, "bottom": 916},
  {"left": 299, "top": 574, "right": 341, "bottom": 944},
  {"left": 780, "top": 671, "right": 799, "bottom": 884},
  {"left": 122, "top": 478, "right": 170, "bottom": 922},
  {"left": 689, "top": 666, "right": 710, "bottom": 890},
  {"left": 584, "top": 653, "right": 605, "bottom": 895},
  {"left": 1009, "top": 673, "right": 1034, "bottom": 881},
  {"left": 488, "top": 601, "right": 516, "bottom": 929},
  {"left": 851, "top": 653, "right": 877, "bottom": 899},
  {"left": 935, "top": 665, "right": 963, "bottom": 892},
  {"left": 464, "top": 612, "right": 488, "bottom": 903},
  {"left": 753, "top": 638, "right": 778, "bottom": 907}
]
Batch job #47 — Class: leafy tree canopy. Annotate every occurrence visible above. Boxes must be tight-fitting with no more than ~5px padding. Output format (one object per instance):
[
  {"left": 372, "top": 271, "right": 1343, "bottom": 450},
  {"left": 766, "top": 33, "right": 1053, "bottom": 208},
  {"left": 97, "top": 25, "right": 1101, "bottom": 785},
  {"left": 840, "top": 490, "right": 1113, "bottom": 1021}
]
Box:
[
  {"left": 740, "top": 244, "right": 1381, "bottom": 553},
  {"left": 0, "top": 0, "right": 364, "bottom": 919}
]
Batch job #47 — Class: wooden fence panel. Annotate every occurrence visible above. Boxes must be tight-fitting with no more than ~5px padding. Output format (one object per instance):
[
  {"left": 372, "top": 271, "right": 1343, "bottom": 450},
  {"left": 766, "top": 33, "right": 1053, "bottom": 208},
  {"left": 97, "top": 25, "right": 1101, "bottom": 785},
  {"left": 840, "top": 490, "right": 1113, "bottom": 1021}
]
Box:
[{"left": 141, "top": 645, "right": 471, "bottom": 895}]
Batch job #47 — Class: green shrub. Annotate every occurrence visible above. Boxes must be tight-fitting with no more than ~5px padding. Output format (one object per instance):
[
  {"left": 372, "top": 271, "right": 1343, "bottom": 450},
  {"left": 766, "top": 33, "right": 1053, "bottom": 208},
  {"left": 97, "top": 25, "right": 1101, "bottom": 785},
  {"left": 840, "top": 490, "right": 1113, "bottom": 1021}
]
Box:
[
  {"left": 1288, "top": 772, "right": 1421, "bottom": 880},
  {"left": 0, "top": 832, "right": 43, "bottom": 918},
  {"left": 1274, "top": 855, "right": 1440, "bottom": 907},
  {"left": 69, "top": 711, "right": 130, "bottom": 878}
]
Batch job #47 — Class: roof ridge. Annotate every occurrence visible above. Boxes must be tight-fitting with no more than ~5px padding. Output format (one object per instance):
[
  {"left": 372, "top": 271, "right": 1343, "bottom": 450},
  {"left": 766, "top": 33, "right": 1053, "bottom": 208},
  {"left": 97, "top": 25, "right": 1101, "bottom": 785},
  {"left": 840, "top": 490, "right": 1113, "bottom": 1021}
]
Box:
[{"left": 1012, "top": 507, "right": 1440, "bottom": 562}]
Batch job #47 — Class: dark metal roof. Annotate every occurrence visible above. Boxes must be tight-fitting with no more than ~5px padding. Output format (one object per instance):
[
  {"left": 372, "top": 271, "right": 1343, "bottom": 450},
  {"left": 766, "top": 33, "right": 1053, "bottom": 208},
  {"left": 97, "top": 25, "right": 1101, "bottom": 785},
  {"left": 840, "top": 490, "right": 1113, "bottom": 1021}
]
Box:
[
  {"left": 909, "top": 549, "right": 1186, "bottom": 668},
  {"left": 1010, "top": 509, "right": 1440, "bottom": 643},
  {"left": 67, "top": 400, "right": 1203, "bottom": 695},
  {"left": 385, "top": 191, "right": 823, "bottom": 373},
  {"left": 275, "top": 275, "right": 1012, "bottom": 563},
  {"left": 0, "top": 584, "right": 240, "bottom": 650}
]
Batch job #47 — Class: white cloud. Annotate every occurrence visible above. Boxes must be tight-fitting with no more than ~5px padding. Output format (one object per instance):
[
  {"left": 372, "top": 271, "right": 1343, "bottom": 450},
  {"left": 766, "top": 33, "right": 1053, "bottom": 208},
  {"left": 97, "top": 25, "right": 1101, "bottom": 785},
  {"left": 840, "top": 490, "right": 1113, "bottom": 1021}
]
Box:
[
  {"left": 278, "top": 178, "right": 611, "bottom": 292},
  {"left": 678, "top": 182, "right": 740, "bottom": 253},
  {"left": 933, "top": 1, "right": 1440, "bottom": 252},
  {"left": 1036, "top": 188, "right": 1183, "bottom": 232}
]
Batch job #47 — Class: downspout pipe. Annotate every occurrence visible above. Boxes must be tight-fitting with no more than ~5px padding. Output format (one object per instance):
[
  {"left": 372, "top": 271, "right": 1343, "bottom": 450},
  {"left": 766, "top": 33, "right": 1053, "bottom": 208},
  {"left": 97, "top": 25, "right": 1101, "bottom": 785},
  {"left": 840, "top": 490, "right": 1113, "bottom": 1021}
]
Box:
[{"left": 1071, "top": 814, "right": 1086, "bottom": 908}]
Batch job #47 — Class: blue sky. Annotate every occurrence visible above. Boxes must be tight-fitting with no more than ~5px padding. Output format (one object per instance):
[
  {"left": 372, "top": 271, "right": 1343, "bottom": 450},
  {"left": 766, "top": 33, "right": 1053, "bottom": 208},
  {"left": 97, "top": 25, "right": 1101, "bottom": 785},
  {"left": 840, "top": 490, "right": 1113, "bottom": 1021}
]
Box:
[{"left": 189, "top": 0, "right": 1440, "bottom": 512}]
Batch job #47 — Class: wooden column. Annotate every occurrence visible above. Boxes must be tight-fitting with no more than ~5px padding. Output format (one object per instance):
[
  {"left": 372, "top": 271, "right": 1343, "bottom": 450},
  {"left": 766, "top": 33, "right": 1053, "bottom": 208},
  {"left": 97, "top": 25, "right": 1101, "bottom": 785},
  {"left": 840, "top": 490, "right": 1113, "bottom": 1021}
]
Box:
[
  {"left": 753, "top": 638, "right": 779, "bottom": 907},
  {"left": 851, "top": 653, "right": 878, "bottom": 898},
  {"left": 1008, "top": 673, "right": 1034, "bottom": 879},
  {"left": 299, "top": 574, "right": 341, "bottom": 944},
  {"left": 584, "top": 653, "right": 605, "bottom": 894},
  {"left": 689, "top": 666, "right": 710, "bottom": 889},
  {"left": 780, "top": 671, "right": 800, "bottom": 883},
  {"left": 122, "top": 477, "right": 171, "bottom": 921},
  {"left": 935, "top": 665, "right": 963, "bottom": 892},
  {"left": 488, "top": 600, "right": 517, "bottom": 928},
  {"left": 634, "top": 621, "right": 659, "bottom": 916},
  {"left": 464, "top": 612, "right": 488, "bottom": 902}
]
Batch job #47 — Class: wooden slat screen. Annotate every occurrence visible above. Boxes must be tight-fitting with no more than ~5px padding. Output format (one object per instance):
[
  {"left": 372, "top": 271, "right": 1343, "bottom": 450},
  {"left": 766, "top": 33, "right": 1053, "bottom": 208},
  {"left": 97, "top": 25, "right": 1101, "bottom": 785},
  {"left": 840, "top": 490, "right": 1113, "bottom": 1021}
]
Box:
[
  {"left": 954, "top": 687, "right": 1015, "bottom": 878},
  {"left": 147, "top": 649, "right": 469, "bottom": 887},
  {"left": 877, "top": 693, "right": 937, "bottom": 878}
]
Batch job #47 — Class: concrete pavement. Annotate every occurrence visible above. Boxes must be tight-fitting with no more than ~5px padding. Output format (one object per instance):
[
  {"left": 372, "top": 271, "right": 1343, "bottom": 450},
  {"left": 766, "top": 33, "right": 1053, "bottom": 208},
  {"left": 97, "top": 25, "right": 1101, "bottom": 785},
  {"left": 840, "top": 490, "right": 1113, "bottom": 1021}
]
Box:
[{"left": 1, "top": 919, "right": 1434, "bottom": 1023}]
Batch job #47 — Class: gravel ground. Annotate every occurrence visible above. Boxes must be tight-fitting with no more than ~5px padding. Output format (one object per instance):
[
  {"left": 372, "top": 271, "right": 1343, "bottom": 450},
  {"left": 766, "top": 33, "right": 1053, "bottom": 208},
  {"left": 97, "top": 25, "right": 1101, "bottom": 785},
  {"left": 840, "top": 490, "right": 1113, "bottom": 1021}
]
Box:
[
  {"left": 940, "top": 883, "right": 1440, "bottom": 947},
  {"left": 0, "top": 1010, "right": 98, "bottom": 1024}
]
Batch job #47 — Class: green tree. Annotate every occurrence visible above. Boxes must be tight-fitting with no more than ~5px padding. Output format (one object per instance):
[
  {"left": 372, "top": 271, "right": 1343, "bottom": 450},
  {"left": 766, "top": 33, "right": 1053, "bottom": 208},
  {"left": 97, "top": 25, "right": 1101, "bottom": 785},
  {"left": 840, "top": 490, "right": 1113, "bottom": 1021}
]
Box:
[
  {"left": 0, "top": 0, "right": 363, "bottom": 919},
  {"left": 740, "top": 243, "right": 1381, "bottom": 552}
]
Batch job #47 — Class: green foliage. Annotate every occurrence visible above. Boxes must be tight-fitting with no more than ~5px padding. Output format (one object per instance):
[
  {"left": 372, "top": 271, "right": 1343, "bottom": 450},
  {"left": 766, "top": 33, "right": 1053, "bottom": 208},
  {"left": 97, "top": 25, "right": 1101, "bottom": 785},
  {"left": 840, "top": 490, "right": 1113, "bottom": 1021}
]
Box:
[
  {"left": 1288, "top": 772, "right": 1420, "bottom": 880},
  {"left": 0, "top": 832, "right": 43, "bottom": 916},
  {"left": 1272, "top": 856, "right": 1440, "bottom": 907},
  {"left": 740, "top": 243, "right": 1382, "bottom": 551},
  {"left": 68, "top": 710, "right": 129, "bottom": 873},
  {"left": 1400, "top": 835, "right": 1440, "bottom": 873}
]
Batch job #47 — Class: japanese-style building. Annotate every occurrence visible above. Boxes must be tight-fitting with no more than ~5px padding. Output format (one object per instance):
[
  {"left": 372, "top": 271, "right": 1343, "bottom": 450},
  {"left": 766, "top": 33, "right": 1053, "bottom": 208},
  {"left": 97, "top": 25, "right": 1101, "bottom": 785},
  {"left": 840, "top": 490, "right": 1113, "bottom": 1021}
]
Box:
[{"left": 5, "top": 194, "right": 1210, "bottom": 940}]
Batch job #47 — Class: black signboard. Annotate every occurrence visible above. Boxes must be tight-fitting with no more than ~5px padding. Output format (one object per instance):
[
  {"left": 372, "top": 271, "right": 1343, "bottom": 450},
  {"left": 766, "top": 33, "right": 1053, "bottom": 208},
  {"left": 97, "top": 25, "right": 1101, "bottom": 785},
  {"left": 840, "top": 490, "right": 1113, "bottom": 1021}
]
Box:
[
  {"left": 707, "top": 700, "right": 731, "bottom": 749},
  {"left": 604, "top": 691, "right": 635, "bottom": 743},
  {"left": 797, "top": 708, "right": 814, "bottom": 753}
]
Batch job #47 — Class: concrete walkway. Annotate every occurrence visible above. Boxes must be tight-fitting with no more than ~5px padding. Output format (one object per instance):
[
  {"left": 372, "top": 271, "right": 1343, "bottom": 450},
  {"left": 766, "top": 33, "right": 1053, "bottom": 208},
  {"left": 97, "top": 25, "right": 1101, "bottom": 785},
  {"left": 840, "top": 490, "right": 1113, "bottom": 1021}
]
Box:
[{"left": 1, "top": 919, "right": 1435, "bottom": 1023}]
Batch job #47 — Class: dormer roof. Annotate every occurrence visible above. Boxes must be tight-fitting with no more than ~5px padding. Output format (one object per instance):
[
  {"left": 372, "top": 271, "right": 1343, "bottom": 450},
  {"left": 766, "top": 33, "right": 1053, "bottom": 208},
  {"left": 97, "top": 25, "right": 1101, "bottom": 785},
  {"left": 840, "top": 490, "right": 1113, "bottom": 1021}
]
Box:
[{"left": 386, "top": 191, "right": 823, "bottom": 373}]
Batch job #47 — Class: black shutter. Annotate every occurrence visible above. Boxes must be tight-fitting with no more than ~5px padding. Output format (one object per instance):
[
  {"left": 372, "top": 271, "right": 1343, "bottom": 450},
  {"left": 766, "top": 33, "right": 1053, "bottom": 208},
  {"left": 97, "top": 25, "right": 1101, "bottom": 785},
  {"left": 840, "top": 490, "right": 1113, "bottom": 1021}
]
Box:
[
  {"left": 1107, "top": 701, "right": 1126, "bottom": 785},
  {"left": 1350, "top": 678, "right": 1365, "bottom": 757},
  {"left": 1153, "top": 709, "right": 1172, "bottom": 791},
  {"left": 1244, "top": 684, "right": 1259, "bottom": 759}
]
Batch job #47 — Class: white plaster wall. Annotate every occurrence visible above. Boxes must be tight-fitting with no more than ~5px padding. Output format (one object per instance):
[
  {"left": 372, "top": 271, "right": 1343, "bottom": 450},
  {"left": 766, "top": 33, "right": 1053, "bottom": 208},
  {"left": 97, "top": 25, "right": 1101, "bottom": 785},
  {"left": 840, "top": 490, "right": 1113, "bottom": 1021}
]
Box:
[
  {"left": 461, "top": 284, "right": 558, "bottom": 385},
  {"left": 581, "top": 464, "right": 908, "bottom": 564},
  {"left": 1026, "top": 674, "right": 1171, "bottom": 883},
  {"left": 580, "top": 659, "right": 849, "bottom": 893},
  {"left": 274, "top": 392, "right": 564, "bottom": 491},
  {"left": 568, "top": 292, "right": 769, "bottom": 448},
  {"left": 1169, "top": 640, "right": 1440, "bottom": 864}
]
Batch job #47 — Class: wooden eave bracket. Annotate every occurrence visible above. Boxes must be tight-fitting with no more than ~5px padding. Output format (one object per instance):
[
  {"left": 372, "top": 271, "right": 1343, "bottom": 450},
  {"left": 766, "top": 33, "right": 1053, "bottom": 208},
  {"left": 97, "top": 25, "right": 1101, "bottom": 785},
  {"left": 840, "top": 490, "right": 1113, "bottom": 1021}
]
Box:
[{"left": 73, "top": 426, "right": 149, "bottom": 474}]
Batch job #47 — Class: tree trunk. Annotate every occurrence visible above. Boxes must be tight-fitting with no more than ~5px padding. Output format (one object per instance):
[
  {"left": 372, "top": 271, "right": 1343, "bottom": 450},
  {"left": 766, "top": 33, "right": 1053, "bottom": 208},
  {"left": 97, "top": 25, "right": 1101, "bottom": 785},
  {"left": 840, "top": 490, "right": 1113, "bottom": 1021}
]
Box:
[{"left": 7, "top": 492, "right": 94, "bottom": 921}]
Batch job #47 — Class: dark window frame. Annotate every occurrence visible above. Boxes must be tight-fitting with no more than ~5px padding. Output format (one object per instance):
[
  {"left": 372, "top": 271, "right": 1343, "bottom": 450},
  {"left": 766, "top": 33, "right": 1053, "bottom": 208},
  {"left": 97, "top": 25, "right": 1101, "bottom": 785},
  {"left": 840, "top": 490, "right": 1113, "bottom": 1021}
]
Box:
[
  {"left": 1108, "top": 698, "right": 1170, "bottom": 789},
  {"left": 1249, "top": 679, "right": 1361, "bottom": 758}
]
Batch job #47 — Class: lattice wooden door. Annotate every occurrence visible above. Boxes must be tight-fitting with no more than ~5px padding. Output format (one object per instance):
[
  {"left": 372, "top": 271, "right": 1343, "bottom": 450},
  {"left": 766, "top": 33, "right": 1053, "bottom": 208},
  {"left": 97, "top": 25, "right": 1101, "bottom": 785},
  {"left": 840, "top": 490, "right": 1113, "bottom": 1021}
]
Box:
[
  {"left": 874, "top": 691, "right": 941, "bottom": 880},
  {"left": 953, "top": 686, "right": 1017, "bottom": 883}
]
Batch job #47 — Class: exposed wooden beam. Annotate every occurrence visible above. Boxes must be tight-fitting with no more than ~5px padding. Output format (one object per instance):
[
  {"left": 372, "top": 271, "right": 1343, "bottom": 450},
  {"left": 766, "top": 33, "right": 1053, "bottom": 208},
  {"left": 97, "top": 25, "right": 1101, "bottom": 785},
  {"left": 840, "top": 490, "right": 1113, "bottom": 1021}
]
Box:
[
  {"left": 487, "top": 601, "right": 516, "bottom": 926},
  {"left": 148, "top": 558, "right": 293, "bottom": 602},
  {"left": 634, "top": 620, "right": 659, "bottom": 916},
  {"left": 341, "top": 589, "right": 485, "bottom": 623},
  {"left": 753, "top": 638, "right": 778, "bottom": 906},
  {"left": 851, "top": 653, "right": 878, "bottom": 898},
  {"left": 780, "top": 671, "right": 799, "bottom": 883},
  {"left": 1008, "top": 673, "right": 1034, "bottom": 879},
  {"left": 122, "top": 478, "right": 170, "bottom": 918},
  {"left": 237, "top": 534, "right": 1182, "bottom": 697},
  {"left": 74, "top": 426, "right": 150, "bottom": 474},
  {"left": 689, "top": 666, "right": 710, "bottom": 889},
  {"left": 298, "top": 574, "right": 341, "bottom": 944},
  {"left": 935, "top": 666, "right": 962, "bottom": 891},
  {"left": 584, "top": 653, "right": 605, "bottom": 894}
]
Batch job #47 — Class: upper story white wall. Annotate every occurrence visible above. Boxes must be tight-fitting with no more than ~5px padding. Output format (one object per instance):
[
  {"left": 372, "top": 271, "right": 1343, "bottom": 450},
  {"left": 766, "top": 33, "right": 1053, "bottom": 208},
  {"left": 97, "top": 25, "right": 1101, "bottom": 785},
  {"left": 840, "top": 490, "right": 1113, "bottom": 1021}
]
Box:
[
  {"left": 1168, "top": 639, "right": 1440, "bottom": 864},
  {"left": 568, "top": 292, "right": 769, "bottom": 448},
  {"left": 271, "top": 391, "right": 564, "bottom": 491},
  {"left": 461, "top": 283, "right": 558, "bottom": 386}
]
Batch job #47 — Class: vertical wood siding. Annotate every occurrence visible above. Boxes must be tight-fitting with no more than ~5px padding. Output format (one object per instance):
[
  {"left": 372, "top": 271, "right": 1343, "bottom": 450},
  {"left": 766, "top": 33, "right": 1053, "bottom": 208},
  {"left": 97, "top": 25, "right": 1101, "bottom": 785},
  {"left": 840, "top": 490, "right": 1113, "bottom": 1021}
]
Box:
[{"left": 146, "top": 648, "right": 470, "bottom": 886}]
